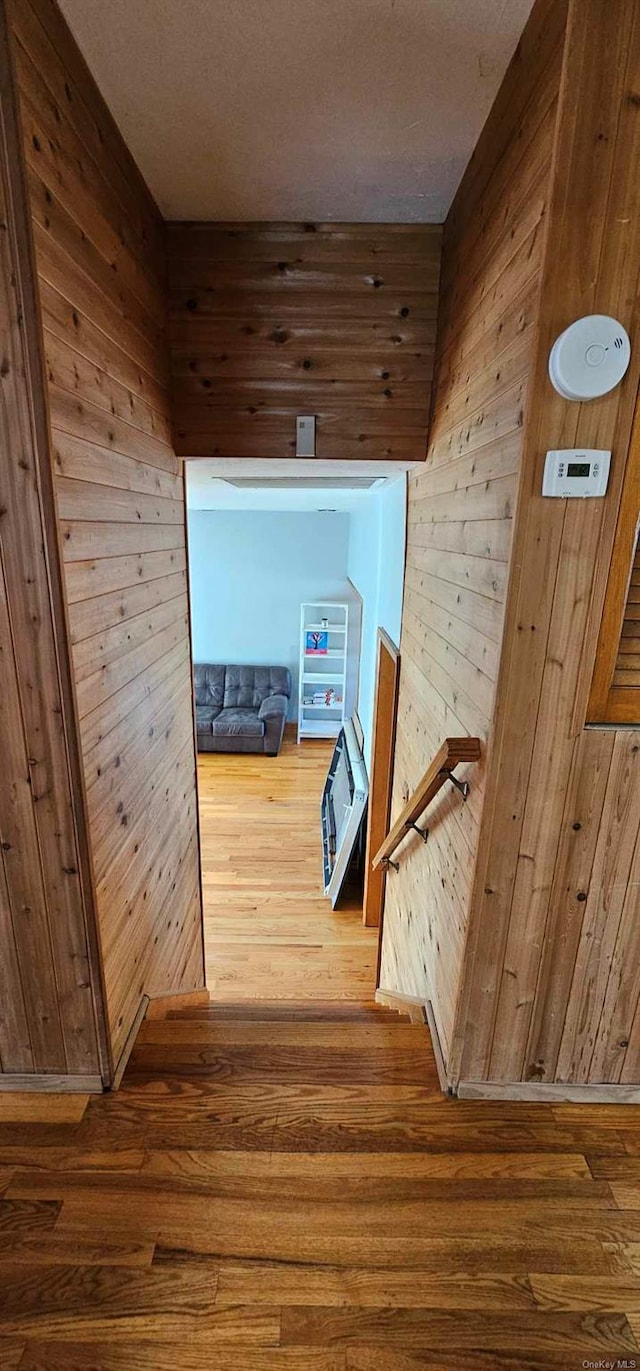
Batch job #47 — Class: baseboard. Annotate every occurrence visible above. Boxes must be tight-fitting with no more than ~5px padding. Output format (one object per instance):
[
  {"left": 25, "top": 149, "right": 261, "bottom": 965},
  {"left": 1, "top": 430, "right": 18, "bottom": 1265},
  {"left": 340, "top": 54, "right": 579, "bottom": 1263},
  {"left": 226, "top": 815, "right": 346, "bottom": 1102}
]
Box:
[
  {"left": 457, "top": 1078, "right": 640, "bottom": 1103},
  {"left": 145, "top": 987, "right": 210, "bottom": 1020},
  {"left": 109, "top": 995, "right": 150, "bottom": 1091},
  {"left": 0, "top": 1073, "right": 103, "bottom": 1093}
]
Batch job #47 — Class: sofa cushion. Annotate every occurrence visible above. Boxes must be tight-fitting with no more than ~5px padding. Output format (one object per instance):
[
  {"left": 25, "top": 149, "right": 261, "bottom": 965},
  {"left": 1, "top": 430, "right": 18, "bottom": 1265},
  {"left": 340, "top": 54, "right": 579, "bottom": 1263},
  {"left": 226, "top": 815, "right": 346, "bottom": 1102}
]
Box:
[
  {"left": 212, "top": 707, "right": 265, "bottom": 738},
  {"left": 194, "top": 663, "right": 225, "bottom": 709},
  {"left": 195, "top": 704, "right": 220, "bottom": 733},
  {"left": 223, "top": 665, "right": 292, "bottom": 710}
]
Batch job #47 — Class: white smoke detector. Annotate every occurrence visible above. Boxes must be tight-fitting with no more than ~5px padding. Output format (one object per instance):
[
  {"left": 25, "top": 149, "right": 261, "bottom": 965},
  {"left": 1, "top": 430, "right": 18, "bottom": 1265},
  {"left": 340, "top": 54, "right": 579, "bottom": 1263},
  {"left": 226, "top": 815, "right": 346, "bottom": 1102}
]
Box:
[{"left": 548, "top": 314, "right": 631, "bottom": 401}]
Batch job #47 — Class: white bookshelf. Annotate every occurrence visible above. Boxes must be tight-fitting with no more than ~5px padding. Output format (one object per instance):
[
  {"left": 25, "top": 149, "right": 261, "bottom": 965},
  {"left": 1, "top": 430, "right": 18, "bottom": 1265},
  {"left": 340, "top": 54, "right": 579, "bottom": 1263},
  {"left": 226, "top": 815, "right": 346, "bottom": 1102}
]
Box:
[{"left": 298, "top": 601, "right": 349, "bottom": 742}]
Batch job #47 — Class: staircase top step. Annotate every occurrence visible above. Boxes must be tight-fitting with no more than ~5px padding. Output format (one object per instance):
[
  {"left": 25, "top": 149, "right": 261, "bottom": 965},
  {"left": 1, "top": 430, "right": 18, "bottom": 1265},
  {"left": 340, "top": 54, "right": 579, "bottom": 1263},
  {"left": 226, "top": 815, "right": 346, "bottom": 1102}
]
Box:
[{"left": 166, "top": 1000, "right": 407, "bottom": 1022}]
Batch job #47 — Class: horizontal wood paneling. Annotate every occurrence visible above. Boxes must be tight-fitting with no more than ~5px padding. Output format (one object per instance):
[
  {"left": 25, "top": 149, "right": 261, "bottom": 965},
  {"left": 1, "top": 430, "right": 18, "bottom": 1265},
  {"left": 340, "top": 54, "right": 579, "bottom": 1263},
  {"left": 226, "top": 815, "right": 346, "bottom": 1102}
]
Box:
[
  {"left": 0, "top": 0, "right": 104, "bottom": 1082},
  {"left": 167, "top": 222, "right": 441, "bottom": 461},
  {"left": 9, "top": 0, "right": 205, "bottom": 1072},
  {"left": 379, "top": 0, "right": 561, "bottom": 1062},
  {"left": 454, "top": 0, "right": 640, "bottom": 1089}
]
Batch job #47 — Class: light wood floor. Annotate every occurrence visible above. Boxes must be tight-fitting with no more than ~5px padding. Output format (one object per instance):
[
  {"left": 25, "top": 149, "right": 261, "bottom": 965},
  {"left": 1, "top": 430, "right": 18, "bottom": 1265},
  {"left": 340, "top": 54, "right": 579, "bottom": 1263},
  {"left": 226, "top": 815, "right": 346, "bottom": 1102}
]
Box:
[
  {"left": 198, "top": 736, "right": 378, "bottom": 1001},
  {"left": 2, "top": 738, "right": 640, "bottom": 1366}
]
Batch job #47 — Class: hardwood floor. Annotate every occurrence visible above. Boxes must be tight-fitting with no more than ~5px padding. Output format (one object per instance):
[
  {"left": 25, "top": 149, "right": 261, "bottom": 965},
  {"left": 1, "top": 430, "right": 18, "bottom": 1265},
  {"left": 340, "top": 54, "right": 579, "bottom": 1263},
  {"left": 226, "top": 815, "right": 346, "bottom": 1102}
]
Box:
[
  {"left": 198, "top": 737, "right": 378, "bottom": 1000},
  {"left": 1, "top": 737, "right": 640, "bottom": 1367}
]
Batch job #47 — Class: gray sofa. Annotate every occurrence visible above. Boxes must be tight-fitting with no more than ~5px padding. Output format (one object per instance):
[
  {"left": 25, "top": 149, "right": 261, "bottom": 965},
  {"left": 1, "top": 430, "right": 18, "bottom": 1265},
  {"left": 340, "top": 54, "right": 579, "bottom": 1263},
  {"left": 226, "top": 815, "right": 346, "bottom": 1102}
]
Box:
[{"left": 194, "top": 664, "right": 292, "bottom": 755}]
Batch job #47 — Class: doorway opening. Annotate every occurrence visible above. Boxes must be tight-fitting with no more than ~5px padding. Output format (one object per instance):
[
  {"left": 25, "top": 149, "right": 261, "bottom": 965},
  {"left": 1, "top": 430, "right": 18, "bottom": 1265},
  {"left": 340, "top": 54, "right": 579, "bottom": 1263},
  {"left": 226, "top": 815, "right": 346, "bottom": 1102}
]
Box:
[{"left": 183, "top": 457, "right": 410, "bottom": 1002}]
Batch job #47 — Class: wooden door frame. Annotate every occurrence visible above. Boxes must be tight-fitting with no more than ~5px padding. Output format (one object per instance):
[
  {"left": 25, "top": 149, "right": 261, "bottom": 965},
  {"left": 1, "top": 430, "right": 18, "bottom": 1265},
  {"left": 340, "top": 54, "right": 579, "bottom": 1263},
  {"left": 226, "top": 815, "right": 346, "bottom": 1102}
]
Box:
[{"left": 362, "top": 628, "right": 400, "bottom": 935}]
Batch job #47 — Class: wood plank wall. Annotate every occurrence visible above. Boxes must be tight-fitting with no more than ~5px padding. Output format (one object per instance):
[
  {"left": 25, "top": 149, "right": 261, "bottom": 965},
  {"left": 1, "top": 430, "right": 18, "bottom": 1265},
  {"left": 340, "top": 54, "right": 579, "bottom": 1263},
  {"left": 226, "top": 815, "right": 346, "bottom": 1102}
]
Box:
[
  {"left": 7, "top": 0, "right": 205, "bottom": 1071},
  {"left": 589, "top": 410, "right": 640, "bottom": 725},
  {"left": 167, "top": 222, "right": 441, "bottom": 461},
  {"left": 454, "top": 0, "right": 640, "bottom": 1090},
  {"left": 611, "top": 535, "right": 640, "bottom": 694},
  {"left": 378, "top": 0, "right": 565, "bottom": 1061},
  {"left": 0, "top": 0, "right": 105, "bottom": 1085}
]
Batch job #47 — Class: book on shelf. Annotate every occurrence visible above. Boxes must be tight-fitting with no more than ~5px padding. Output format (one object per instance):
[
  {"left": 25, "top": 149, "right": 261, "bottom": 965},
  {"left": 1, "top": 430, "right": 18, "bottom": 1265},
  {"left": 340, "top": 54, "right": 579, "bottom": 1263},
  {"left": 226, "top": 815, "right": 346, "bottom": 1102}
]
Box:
[{"left": 303, "top": 687, "right": 342, "bottom": 708}]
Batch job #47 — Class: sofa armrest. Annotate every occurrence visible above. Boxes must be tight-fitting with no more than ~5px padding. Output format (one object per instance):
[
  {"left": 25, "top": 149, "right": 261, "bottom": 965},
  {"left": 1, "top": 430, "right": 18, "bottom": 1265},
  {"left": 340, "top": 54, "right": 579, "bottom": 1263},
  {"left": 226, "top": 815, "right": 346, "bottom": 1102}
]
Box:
[
  {"left": 258, "top": 693, "right": 289, "bottom": 721},
  {"left": 259, "top": 694, "right": 288, "bottom": 755}
]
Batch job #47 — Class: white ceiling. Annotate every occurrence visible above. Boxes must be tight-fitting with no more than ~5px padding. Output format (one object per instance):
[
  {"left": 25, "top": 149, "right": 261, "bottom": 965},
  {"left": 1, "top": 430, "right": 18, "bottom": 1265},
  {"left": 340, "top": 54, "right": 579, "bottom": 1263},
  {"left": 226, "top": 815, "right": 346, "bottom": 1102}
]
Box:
[
  {"left": 186, "top": 459, "right": 406, "bottom": 511},
  {"left": 59, "top": 0, "right": 534, "bottom": 223}
]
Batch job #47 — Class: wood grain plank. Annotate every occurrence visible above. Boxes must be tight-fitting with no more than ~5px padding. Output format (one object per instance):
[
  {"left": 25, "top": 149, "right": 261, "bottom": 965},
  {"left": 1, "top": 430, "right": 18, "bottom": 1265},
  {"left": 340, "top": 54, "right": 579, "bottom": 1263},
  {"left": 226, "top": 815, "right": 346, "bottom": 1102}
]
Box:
[
  {"left": 0, "top": 1263, "right": 279, "bottom": 1344},
  {"left": 0, "top": 1096, "right": 87, "bottom": 1124},
  {"left": 280, "top": 1305, "right": 637, "bottom": 1355},
  {"left": 451, "top": 0, "right": 640, "bottom": 1094},
  {"left": 0, "top": 0, "right": 105, "bottom": 1083},
  {"left": 167, "top": 222, "right": 440, "bottom": 462},
  {"left": 217, "top": 1265, "right": 538, "bottom": 1310},
  {"left": 19, "top": 1348, "right": 342, "bottom": 1371},
  {"left": 9, "top": 0, "right": 205, "bottom": 1084}
]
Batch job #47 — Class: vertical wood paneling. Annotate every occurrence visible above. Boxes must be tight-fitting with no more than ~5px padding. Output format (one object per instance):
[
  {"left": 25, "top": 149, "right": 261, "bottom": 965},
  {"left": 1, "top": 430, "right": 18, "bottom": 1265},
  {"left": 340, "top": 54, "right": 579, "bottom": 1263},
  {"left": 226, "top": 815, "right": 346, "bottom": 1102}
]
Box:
[
  {"left": 8, "top": 0, "right": 205, "bottom": 1071},
  {"left": 523, "top": 730, "right": 617, "bottom": 1080},
  {"left": 0, "top": 560, "right": 66, "bottom": 1071},
  {"left": 589, "top": 409, "right": 640, "bottom": 723},
  {"left": 557, "top": 732, "right": 640, "bottom": 1082},
  {"left": 381, "top": 0, "right": 640, "bottom": 1094},
  {"left": 454, "top": 0, "right": 640, "bottom": 1089},
  {"left": 378, "top": 0, "right": 562, "bottom": 1061},
  {"left": 167, "top": 222, "right": 441, "bottom": 462},
  {"left": 613, "top": 536, "right": 640, "bottom": 687}
]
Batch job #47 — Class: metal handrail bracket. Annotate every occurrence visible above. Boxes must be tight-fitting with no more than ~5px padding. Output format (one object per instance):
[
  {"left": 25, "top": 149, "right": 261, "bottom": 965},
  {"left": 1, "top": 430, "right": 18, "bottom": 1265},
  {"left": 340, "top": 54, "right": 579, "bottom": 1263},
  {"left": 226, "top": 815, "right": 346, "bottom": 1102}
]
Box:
[{"left": 372, "top": 736, "right": 481, "bottom": 872}]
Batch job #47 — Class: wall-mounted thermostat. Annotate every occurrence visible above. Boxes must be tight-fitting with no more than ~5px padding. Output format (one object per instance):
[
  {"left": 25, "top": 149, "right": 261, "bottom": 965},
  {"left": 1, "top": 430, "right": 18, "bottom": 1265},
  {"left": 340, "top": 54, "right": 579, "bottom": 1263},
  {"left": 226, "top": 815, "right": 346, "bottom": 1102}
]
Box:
[
  {"left": 542, "top": 448, "right": 611, "bottom": 498},
  {"left": 548, "top": 315, "right": 631, "bottom": 400}
]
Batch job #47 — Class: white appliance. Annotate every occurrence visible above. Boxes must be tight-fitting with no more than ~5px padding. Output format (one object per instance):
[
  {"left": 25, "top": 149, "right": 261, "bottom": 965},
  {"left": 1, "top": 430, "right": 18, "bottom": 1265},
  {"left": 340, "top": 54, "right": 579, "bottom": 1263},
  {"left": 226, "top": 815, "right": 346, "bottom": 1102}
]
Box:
[
  {"left": 542, "top": 448, "right": 611, "bottom": 498},
  {"left": 548, "top": 315, "right": 631, "bottom": 401}
]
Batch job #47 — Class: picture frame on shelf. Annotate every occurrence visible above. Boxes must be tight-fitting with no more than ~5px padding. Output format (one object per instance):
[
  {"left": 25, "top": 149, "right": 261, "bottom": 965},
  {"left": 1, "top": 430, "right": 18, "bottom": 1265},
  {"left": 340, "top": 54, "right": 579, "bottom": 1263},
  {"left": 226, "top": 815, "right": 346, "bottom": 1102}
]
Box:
[{"left": 305, "top": 630, "right": 328, "bottom": 655}]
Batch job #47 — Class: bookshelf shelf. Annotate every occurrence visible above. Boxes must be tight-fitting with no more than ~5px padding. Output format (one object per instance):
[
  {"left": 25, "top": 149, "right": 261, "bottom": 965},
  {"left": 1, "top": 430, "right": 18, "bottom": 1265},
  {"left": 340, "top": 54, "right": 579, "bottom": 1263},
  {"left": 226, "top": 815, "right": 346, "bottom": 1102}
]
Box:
[{"left": 303, "top": 672, "right": 344, "bottom": 684}]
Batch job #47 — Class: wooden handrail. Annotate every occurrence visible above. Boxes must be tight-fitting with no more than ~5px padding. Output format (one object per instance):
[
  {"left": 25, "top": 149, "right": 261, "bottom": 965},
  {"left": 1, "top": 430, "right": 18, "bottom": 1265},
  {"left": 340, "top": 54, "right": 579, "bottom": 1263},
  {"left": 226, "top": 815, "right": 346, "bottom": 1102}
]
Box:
[{"left": 372, "top": 736, "right": 481, "bottom": 870}]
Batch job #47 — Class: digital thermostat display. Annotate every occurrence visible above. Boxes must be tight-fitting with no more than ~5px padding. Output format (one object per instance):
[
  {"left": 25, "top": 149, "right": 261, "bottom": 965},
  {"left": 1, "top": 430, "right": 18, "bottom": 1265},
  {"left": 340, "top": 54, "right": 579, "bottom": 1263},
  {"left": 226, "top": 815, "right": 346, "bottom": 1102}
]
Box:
[
  {"left": 567, "top": 462, "right": 591, "bottom": 477},
  {"left": 542, "top": 449, "right": 611, "bottom": 498}
]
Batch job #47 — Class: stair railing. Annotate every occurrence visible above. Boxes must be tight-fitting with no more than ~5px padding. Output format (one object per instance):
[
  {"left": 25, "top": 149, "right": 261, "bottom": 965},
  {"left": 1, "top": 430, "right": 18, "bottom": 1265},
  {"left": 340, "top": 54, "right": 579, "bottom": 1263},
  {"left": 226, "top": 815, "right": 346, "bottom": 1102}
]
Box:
[{"left": 372, "top": 736, "right": 481, "bottom": 872}]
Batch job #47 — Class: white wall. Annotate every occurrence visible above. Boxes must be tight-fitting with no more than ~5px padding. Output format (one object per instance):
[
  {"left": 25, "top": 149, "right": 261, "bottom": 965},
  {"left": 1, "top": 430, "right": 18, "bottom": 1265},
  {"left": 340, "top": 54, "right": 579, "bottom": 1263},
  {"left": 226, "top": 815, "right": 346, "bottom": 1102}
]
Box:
[
  {"left": 187, "top": 510, "right": 352, "bottom": 720},
  {"left": 347, "top": 476, "right": 406, "bottom": 765}
]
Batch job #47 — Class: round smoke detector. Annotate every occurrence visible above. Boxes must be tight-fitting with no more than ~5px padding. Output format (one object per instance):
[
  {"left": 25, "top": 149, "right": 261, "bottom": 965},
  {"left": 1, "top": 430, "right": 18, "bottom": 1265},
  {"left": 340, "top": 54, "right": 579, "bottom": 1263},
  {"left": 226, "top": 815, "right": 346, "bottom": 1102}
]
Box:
[{"left": 548, "top": 314, "right": 631, "bottom": 401}]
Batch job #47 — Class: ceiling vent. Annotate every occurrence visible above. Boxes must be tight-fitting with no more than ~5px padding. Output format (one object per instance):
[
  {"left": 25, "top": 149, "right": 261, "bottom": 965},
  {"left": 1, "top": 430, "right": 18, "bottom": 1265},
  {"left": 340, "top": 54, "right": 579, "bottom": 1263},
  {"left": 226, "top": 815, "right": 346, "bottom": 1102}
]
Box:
[{"left": 220, "top": 477, "right": 383, "bottom": 490}]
